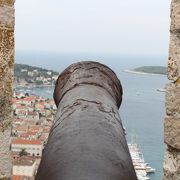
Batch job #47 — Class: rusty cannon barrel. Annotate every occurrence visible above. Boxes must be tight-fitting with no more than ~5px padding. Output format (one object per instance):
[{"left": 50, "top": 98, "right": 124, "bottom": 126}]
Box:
[{"left": 35, "top": 61, "right": 137, "bottom": 180}]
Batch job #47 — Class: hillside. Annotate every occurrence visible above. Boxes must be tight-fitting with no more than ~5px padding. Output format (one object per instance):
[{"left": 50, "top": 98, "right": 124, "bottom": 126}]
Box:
[{"left": 14, "top": 64, "right": 59, "bottom": 86}]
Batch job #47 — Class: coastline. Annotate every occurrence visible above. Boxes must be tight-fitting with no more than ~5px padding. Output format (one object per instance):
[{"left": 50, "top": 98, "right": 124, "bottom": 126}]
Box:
[
  {"left": 15, "top": 84, "right": 55, "bottom": 89},
  {"left": 123, "top": 69, "right": 166, "bottom": 76}
]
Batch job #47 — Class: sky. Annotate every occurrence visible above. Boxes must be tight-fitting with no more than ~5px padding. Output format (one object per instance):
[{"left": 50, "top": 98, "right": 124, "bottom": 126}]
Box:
[{"left": 15, "top": 0, "right": 171, "bottom": 55}]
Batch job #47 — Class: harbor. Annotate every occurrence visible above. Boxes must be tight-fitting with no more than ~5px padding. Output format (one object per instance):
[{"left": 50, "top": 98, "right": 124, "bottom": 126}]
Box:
[{"left": 128, "top": 143, "right": 155, "bottom": 180}]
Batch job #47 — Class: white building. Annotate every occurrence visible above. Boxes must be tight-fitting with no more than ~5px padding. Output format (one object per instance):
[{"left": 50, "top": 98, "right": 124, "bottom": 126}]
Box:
[
  {"left": 21, "top": 69, "right": 28, "bottom": 72},
  {"left": 27, "top": 71, "right": 34, "bottom": 77},
  {"left": 13, "top": 156, "right": 36, "bottom": 178},
  {"left": 11, "top": 138, "right": 43, "bottom": 157},
  {"left": 47, "top": 71, "right": 52, "bottom": 75}
]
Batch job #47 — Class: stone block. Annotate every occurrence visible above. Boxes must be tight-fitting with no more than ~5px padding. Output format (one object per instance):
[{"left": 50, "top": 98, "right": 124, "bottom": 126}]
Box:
[
  {"left": 0, "top": 129, "right": 11, "bottom": 179},
  {"left": 0, "top": 29, "right": 14, "bottom": 73},
  {"left": 168, "top": 34, "right": 180, "bottom": 81},
  {"left": 0, "top": 0, "right": 15, "bottom": 6},
  {"left": 0, "top": 5, "right": 15, "bottom": 28},
  {"left": 166, "top": 83, "right": 180, "bottom": 116},
  {"left": 170, "top": 0, "right": 180, "bottom": 34},
  {"left": 164, "top": 115, "right": 180, "bottom": 149},
  {"left": 0, "top": 1, "right": 14, "bottom": 178},
  {"left": 163, "top": 147, "right": 180, "bottom": 180}
]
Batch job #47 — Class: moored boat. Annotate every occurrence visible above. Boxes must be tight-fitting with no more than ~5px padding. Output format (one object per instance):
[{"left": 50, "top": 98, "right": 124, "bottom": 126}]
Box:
[{"left": 128, "top": 143, "right": 155, "bottom": 179}]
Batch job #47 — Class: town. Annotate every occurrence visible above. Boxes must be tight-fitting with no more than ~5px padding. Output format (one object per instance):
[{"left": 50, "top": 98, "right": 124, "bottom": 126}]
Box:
[
  {"left": 14, "top": 64, "right": 59, "bottom": 87},
  {"left": 11, "top": 91, "right": 57, "bottom": 180}
]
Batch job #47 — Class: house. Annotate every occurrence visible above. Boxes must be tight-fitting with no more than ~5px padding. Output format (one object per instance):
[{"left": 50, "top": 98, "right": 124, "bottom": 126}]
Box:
[
  {"left": 12, "top": 126, "right": 28, "bottom": 136},
  {"left": 35, "top": 102, "right": 45, "bottom": 111},
  {"left": 33, "top": 69, "right": 38, "bottom": 74},
  {"left": 12, "top": 99, "right": 23, "bottom": 110},
  {"left": 20, "top": 131, "right": 38, "bottom": 140},
  {"left": 27, "top": 106, "right": 34, "bottom": 112},
  {"left": 36, "top": 76, "right": 43, "bottom": 81},
  {"left": 14, "top": 106, "right": 28, "bottom": 117},
  {"left": 12, "top": 175, "right": 32, "bottom": 180},
  {"left": 46, "top": 99, "right": 56, "bottom": 110},
  {"left": 15, "top": 92, "right": 25, "bottom": 99},
  {"left": 47, "top": 71, "right": 52, "bottom": 75},
  {"left": 27, "top": 112, "right": 39, "bottom": 121},
  {"left": 27, "top": 71, "right": 34, "bottom": 77},
  {"left": 28, "top": 126, "right": 41, "bottom": 133},
  {"left": 12, "top": 156, "right": 36, "bottom": 178},
  {"left": 13, "top": 119, "right": 24, "bottom": 126},
  {"left": 21, "top": 69, "right": 28, "bottom": 73},
  {"left": 19, "top": 96, "right": 36, "bottom": 106},
  {"left": 52, "top": 75, "right": 58, "bottom": 81},
  {"left": 11, "top": 138, "right": 43, "bottom": 157}
]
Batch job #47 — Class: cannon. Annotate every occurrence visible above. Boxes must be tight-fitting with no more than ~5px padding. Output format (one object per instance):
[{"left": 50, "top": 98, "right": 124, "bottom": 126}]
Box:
[{"left": 35, "top": 61, "right": 137, "bottom": 180}]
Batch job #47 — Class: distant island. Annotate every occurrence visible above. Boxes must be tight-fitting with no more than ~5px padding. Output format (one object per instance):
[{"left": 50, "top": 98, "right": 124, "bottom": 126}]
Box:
[
  {"left": 124, "top": 66, "right": 167, "bottom": 75},
  {"left": 14, "top": 64, "right": 59, "bottom": 87}
]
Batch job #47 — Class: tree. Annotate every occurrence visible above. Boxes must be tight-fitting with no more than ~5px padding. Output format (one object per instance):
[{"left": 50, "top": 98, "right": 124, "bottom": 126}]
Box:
[{"left": 19, "top": 148, "right": 28, "bottom": 156}]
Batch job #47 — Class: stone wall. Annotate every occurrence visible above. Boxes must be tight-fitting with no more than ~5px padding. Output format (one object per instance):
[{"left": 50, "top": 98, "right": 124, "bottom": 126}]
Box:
[
  {"left": 163, "top": 0, "right": 180, "bottom": 179},
  {"left": 0, "top": 0, "right": 179, "bottom": 179},
  {"left": 0, "top": 0, "right": 15, "bottom": 179}
]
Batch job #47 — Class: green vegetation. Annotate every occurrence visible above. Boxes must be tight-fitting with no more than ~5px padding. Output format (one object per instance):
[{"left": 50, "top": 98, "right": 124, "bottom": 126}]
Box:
[
  {"left": 133, "top": 66, "right": 167, "bottom": 75},
  {"left": 19, "top": 148, "right": 28, "bottom": 156}
]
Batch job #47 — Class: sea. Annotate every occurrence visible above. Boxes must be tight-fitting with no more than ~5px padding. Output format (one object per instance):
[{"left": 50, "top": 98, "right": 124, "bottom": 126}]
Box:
[{"left": 16, "top": 51, "right": 169, "bottom": 180}]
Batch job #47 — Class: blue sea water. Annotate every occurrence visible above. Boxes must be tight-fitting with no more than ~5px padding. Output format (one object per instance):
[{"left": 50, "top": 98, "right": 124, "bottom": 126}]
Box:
[{"left": 15, "top": 52, "right": 168, "bottom": 180}]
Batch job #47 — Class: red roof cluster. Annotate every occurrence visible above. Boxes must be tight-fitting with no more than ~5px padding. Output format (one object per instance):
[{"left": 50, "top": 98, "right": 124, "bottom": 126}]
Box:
[{"left": 12, "top": 138, "right": 42, "bottom": 145}]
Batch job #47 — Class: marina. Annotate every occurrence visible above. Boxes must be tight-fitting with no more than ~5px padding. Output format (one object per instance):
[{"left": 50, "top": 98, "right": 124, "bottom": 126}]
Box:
[{"left": 128, "top": 143, "right": 155, "bottom": 180}]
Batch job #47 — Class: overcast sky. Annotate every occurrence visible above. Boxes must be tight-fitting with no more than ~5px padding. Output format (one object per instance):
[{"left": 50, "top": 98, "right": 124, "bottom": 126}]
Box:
[{"left": 15, "top": 0, "right": 171, "bottom": 55}]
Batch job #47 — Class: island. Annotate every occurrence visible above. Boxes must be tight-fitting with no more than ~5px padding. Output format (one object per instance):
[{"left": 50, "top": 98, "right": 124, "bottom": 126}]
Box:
[{"left": 124, "top": 66, "right": 167, "bottom": 75}]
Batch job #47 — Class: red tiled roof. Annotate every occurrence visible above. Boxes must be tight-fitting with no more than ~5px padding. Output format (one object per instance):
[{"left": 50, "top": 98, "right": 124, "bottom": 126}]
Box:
[
  {"left": 35, "top": 102, "right": 45, "bottom": 108},
  {"left": 28, "top": 112, "right": 38, "bottom": 116},
  {"left": 12, "top": 175, "right": 24, "bottom": 180},
  {"left": 12, "top": 138, "right": 41, "bottom": 145},
  {"left": 14, "top": 126, "right": 28, "bottom": 132},
  {"left": 29, "top": 127, "right": 40, "bottom": 132},
  {"left": 16, "top": 105, "right": 26, "bottom": 110},
  {"left": 13, "top": 156, "right": 36, "bottom": 166},
  {"left": 20, "top": 131, "right": 37, "bottom": 138},
  {"left": 23, "top": 96, "right": 37, "bottom": 101},
  {"left": 12, "top": 175, "right": 32, "bottom": 180},
  {"left": 12, "top": 99, "right": 22, "bottom": 104}
]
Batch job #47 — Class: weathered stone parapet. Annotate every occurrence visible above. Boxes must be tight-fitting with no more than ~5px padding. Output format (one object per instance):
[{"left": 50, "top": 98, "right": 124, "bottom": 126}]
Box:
[
  {"left": 0, "top": 0, "right": 15, "bottom": 179},
  {"left": 163, "top": 147, "right": 180, "bottom": 180},
  {"left": 164, "top": 0, "right": 180, "bottom": 179},
  {"left": 165, "top": 83, "right": 180, "bottom": 117},
  {"left": 0, "top": 129, "right": 12, "bottom": 179},
  {"left": 164, "top": 83, "right": 180, "bottom": 179},
  {"left": 0, "top": 5, "right": 15, "bottom": 28},
  {"left": 170, "top": 0, "right": 180, "bottom": 34},
  {"left": 164, "top": 115, "right": 180, "bottom": 150},
  {"left": 0, "top": 0, "right": 15, "bottom": 6},
  {"left": 168, "top": 0, "right": 180, "bottom": 82},
  {"left": 168, "top": 34, "right": 180, "bottom": 82}
]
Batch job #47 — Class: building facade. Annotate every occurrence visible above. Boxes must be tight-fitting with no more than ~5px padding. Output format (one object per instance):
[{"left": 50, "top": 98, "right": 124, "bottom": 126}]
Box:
[
  {"left": 11, "top": 139, "right": 43, "bottom": 157},
  {"left": 13, "top": 157, "right": 36, "bottom": 178}
]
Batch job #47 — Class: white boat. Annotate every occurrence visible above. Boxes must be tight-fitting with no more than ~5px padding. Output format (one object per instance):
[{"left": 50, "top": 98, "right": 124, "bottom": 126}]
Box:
[
  {"left": 146, "top": 166, "right": 156, "bottom": 173},
  {"left": 157, "top": 88, "right": 166, "bottom": 92},
  {"left": 128, "top": 143, "right": 155, "bottom": 180}
]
